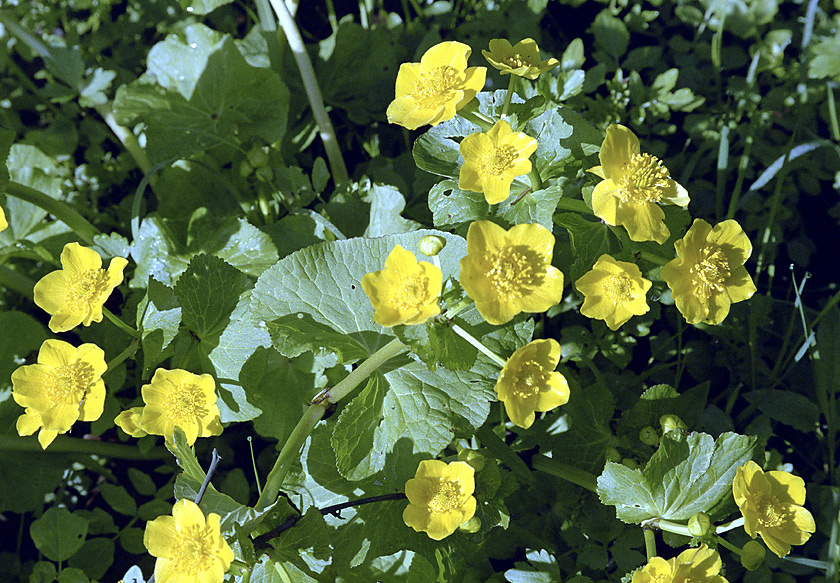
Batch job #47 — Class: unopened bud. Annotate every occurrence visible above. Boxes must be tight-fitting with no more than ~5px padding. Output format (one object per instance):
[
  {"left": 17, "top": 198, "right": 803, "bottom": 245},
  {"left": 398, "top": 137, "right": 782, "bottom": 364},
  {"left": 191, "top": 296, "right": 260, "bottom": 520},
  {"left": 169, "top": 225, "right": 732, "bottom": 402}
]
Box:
[
  {"left": 459, "top": 516, "right": 481, "bottom": 533},
  {"left": 639, "top": 426, "right": 660, "bottom": 446},
  {"left": 741, "top": 540, "right": 766, "bottom": 571},
  {"left": 457, "top": 449, "right": 485, "bottom": 472},
  {"left": 621, "top": 458, "right": 640, "bottom": 470},
  {"left": 246, "top": 147, "right": 270, "bottom": 168},
  {"left": 687, "top": 512, "right": 711, "bottom": 537},
  {"left": 604, "top": 447, "right": 622, "bottom": 463},
  {"left": 418, "top": 235, "right": 446, "bottom": 257},
  {"left": 660, "top": 414, "right": 687, "bottom": 434}
]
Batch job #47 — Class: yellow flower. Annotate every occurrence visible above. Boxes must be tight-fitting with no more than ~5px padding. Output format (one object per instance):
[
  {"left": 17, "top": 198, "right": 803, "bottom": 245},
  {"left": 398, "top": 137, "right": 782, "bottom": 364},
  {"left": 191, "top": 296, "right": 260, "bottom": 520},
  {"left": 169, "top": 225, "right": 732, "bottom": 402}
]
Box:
[
  {"left": 481, "top": 38, "right": 559, "bottom": 80},
  {"left": 114, "top": 407, "right": 148, "bottom": 438},
  {"left": 11, "top": 339, "right": 107, "bottom": 449},
  {"left": 362, "top": 245, "right": 443, "bottom": 327},
  {"left": 660, "top": 219, "right": 757, "bottom": 325},
  {"left": 732, "top": 461, "right": 816, "bottom": 558},
  {"left": 144, "top": 498, "right": 234, "bottom": 583},
  {"left": 631, "top": 545, "right": 729, "bottom": 583},
  {"left": 459, "top": 120, "right": 539, "bottom": 204},
  {"left": 495, "top": 339, "right": 569, "bottom": 429},
  {"left": 403, "top": 460, "right": 477, "bottom": 540},
  {"left": 0, "top": 205, "right": 7, "bottom": 231},
  {"left": 575, "top": 254, "right": 652, "bottom": 330},
  {"left": 589, "top": 124, "right": 690, "bottom": 244},
  {"left": 387, "top": 41, "right": 487, "bottom": 131},
  {"left": 33, "top": 242, "right": 128, "bottom": 333},
  {"left": 136, "top": 368, "right": 223, "bottom": 445},
  {"left": 460, "top": 220, "right": 564, "bottom": 325}
]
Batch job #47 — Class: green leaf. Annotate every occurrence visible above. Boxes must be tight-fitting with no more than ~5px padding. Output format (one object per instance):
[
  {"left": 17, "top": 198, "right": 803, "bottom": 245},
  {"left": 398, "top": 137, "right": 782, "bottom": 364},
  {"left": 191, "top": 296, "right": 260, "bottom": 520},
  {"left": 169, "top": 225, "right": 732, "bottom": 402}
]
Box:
[
  {"left": 597, "top": 431, "right": 760, "bottom": 523},
  {"left": 179, "top": 0, "right": 234, "bottom": 15},
  {"left": 0, "top": 125, "right": 13, "bottom": 192},
  {"left": 616, "top": 383, "right": 709, "bottom": 437},
  {"left": 266, "top": 313, "right": 369, "bottom": 363},
  {"left": 99, "top": 483, "right": 137, "bottom": 516},
  {"left": 331, "top": 375, "right": 389, "bottom": 481},
  {"left": 127, "top": 468, "right": 157, "bottom": 497},
  {"left": 591, "top": 10, "right": 630, "bottom": 60},
  {"left": 808, "top": 35, "right": 840, "bottom": 81},
  {"left": 79, "top": 68, "right": 116, "bottom": 107},
  {"left": 114, "top": 32, "right": 289, "bottom": 164},
  {"left": 2, "top": 145, "right": 63, "bottom": 241},
  {"left": 67, "top": 538, "right": 114, "bottom": 581},
  {"left": 0, "top": 451, "right": 65, "bottom": 513},
  {"left": 136, "top": 278, "right": 182, "bottom": 375},
  {"left": 216, "top": 219, "right": 279, "bottom": 277},
  {"left": 129, "top": 215, "right": 191, "bottom": 288},
  {"left": 44, "top": 46, "right": 84, "bottom": 88},
  {"left": 0, "top": 311, "right": 48, "bottom": 383},
  {"left": 57, "top": 568, "right": 89, "bottom": 583},
  {"left": 266, "top": 508, "right": 331, "bottom": 580},
  {"left": 528, "top": 107, "right": 602, "bottom": 181},
  {"left": 30, "top": 507, "right": 87, "bottom": 562},
  {"left": 413, "top": 131, "right": 461, "bottom": 179},
  {"left": 554, "top": 212, "right": 620, "bottom": 282},
  {"left": 744, "top": 389, "right": 820, "bottom": 433},
  {"left": 174, "top": 254, "right": 252, "bottom": 342},
  {"left": 365, "top": 183, "right": 419, "bottom": 237}
]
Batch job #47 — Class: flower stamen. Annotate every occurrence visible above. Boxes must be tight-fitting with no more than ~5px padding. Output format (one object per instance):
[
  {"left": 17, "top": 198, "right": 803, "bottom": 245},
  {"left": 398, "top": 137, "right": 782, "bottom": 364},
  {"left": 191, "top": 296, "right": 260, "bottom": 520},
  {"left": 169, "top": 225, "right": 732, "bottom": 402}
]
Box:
[{"left": 618, "top": 153, "right": 671, "bottom": 203}]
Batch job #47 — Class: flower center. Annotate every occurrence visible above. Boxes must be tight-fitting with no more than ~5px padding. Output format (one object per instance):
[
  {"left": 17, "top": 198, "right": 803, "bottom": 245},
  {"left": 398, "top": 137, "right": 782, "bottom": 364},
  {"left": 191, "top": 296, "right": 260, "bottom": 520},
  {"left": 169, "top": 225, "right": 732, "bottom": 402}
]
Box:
[
  {"left": 480, "top": 145, "right": 518, "bottom": 176},
  {"left": 755, "top": 493, "right": 785, "bottom": 528},
  {"left": 45, "top": 361, "right": 95, "bottom": 404},
  {"left": 618, "top": 153, "right": 671, "bottom": 203},
  {"left": 171, "top": 524, "right": 217, "bottom": 574},
  {"left": 413, "top": 66, "right": 461, "bottom": 109},
  {"left": 603, "top": 273, "right": 635, "bottom": 304},
  {"left": 486, "top": 245, "right": 544, "bottom": 298},
  {"left": 502, "top": 53, "right": 528, "bottom": 69},
  {"left": 395, "top": 273, "right": 430, "bottom": 310},
  {"left": 512, "top": 359, "right": 544, "bottom": 398},
  {"left": 67, "top": 269, "right": 110, "bottom": 309},
  {"left": 165, "top": 383, "right": 209, "bottom": 426},
  {"left": 429, "top": 479, "right": 462, "bottom": 513},
  {"left": 689, "top": 245, "right": 731, "bottom": 299}
]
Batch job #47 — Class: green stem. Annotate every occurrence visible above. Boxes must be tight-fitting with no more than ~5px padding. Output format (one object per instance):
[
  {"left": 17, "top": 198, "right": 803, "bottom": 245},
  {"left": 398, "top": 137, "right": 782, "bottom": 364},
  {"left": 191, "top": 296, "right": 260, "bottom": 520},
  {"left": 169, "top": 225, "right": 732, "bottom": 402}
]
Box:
[
  {"left": 103, "top": 307, "right": 140, "bottom": 339},
  {"left": 92, "top": 104, "right": 152, "bottom": 175},
  {"left": 0, "top": 265, "right": 35, "bottom": 300},
  {"left": 727, "top": 114, "right": 758, "bottom": 219},
  {"left": 637, "top": 251, "right": 672, "bottom": 266},
  {"left": 531, "top": 454, "right": 598, "bottom": 492},
  {"left": 441, "top": 297, "right": 473, "bottom": 320},
  {"left": 827, "top": 82, "right": 840, "bottom": 142},
  {"left": 0, "top": 435, "right": 169, "bottom": 459},
  {"left": 255, "top": 338, "right": 407, "bottom": 511},
  {"left": 527, "top": 166, "right": 542, "bottom": 192},
  {"left": 106, "top": 340, "right": 140, "bottom": 371},
  {"left": 501, "top": 75, "right": 517, "bottom": 118},
  {"left": 650, "top": 518, "right": 692, "bottom": 537},
  {"left": 456, "top": 101, "right": 495, "bottom": 131},
  {"left": 268, "top": 0, "right": 349, "bottom": 186},
  {"left": 644, "top": 528, "right": 658, "bottom": 561},
  {"left": 450, "top": 323, "right": 507, "bottom": 367},
  {"left": 715, "top": 535, "right": 742, "bottom": 555},
  {"left": 554, "top": 198, "right": 594, "bottom": 215},
  {"left": 4, "top": 182, "right": 99, "bottom": 245}
]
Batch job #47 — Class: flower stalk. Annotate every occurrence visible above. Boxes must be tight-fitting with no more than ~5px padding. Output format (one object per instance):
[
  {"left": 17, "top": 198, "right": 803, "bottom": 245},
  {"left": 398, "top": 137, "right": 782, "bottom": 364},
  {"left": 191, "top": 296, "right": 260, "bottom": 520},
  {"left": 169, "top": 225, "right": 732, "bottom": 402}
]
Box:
[
  {"left": 4, "top": 181, "right": 99, "bottom": 245},
  {"left": 255, "top": 338, "right": 407, "bottom": 511},
  {"left": 531, "top": 454, "right": 598, "bottom": 492}
]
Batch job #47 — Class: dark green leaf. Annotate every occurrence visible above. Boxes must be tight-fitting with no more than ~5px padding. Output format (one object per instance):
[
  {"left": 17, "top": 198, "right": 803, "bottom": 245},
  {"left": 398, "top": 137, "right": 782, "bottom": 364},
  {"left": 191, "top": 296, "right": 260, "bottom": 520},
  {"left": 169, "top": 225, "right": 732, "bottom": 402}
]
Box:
[
  {"left": 30, "top": 507, "right": 87, "bottom": 562},
  {"left": 266, "top": 313, "right": 369, "bottom": 363}
]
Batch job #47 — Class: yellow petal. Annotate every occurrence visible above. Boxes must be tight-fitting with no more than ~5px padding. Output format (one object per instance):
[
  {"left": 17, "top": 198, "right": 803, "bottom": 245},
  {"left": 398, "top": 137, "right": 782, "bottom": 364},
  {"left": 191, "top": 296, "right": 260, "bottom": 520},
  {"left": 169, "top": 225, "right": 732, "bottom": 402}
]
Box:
[{"left": 599, "top": 124, "right": 640, "bottom": 180}]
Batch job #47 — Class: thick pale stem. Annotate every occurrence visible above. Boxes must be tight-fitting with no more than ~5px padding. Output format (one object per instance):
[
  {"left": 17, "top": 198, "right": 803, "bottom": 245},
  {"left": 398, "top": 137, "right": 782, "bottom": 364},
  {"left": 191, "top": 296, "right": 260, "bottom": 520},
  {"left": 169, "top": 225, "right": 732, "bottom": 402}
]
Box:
[
  {"left": 93, "top": 104, "right": 152, "bottom": 174},
  {"left": 4, "top": 182, "right": 99, "bottom": 245},
  {"left": 0, "top": 435, "right": 169, "bottom": 459},
  {"left": 103, "top": 307, "right": 141, "bottom": 339},
  {"left": 644, "top": 528, "right": 657, "bottom": 561},
  {"left": 450, "top": 323, "right": 507, "bottom": 368},
  {"left": 255, "top": 338, "right": 406, "bottom": 511},
  {"left": 501, "top": 75, "right": 517, "bottom": 118},
  {"left": 267, "top": 0, "right": 349, "bottom": 186}
]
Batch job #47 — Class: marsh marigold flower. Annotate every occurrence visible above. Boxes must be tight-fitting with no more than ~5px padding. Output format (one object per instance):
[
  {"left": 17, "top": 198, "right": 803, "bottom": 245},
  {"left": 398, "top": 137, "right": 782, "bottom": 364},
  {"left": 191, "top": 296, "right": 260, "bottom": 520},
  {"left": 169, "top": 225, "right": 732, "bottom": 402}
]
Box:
[
  {"left": 732, "top": 461, "right": 816, "bottom": 558},
  {"left": 575, "top": 254, "right": 652, "bottom": 330},
  {"left": 589, "top": 124, "right": 689, "bottom": 244},
  {"left": 403, "top": 460, "right": 477, "bottom": 540},
  {"left": 33, "top": 242, "right": 128, "bottom": 333},
  {"left": 460, "top": 220, "right": 563, "bottom": 325},
  {"left": 481, "top": 38, "right": 559, "bottom": 80},
  {"left": 387, "top": 41, "right": 486, "bottom": 131},
  {"left": 495, "top": 339, "right": 569, "bottom": 429},
  {"left": 661, "top": 219, "right": 757, "bottom": 325},
  {"left": 0, "top": 206, "right": 7, "bottom": 231},
  {"left": 144, "top": 498, "right": 233, "bottom": 583},
  {"left": 127, "top": 368, "right": 223, "bottom": 445},
  {"left": 362, "top": 245, "right": 442, "bottom": 327},
  {"left": 12, "top": 339, "right": 107, "bottom": 449},
  {"left": 631, "top": 545, "right": 729, "bottom": 583},
  {"left": 459, "top": 120, "right": 538, "bottom": 204}
]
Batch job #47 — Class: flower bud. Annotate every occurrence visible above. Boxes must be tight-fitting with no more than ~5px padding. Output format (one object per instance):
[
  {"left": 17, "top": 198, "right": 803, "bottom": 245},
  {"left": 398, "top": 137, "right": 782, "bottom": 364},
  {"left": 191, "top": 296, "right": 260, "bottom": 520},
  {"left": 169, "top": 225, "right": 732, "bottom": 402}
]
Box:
[
  {"left": 639, "top": 426, "right": 660, "bottom": 446},
  {"left": 247, "top": 147, "right": 270, "bottom": 168},
  {"left": 687, "top": 512, "right": 712, "bottom": 537},
  {"left": 604, "top": 447, "right": 621, "bottom": 463},
  {"left": 418, "top": 235, "right": 446, "bottom": 257},
  {"left": 457, "top": 449, "right": 485, "bottom": 472},
  {"left": 621, "top": 457, "right": 640, "bottom": 469},
  {"left": 660, "top": 414, "right": 687, "bottom": 434},
  {"left": 740, "top": 540, "right": 766, "bottom": 571},
  {"left": 459, "top": 516, "right": 481, "bottom": 533}
]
